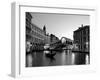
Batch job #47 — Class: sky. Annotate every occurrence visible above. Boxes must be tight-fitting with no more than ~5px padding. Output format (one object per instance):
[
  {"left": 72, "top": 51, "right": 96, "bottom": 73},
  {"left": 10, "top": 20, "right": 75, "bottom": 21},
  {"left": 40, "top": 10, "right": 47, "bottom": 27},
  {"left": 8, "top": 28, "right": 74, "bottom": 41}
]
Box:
[{"left": 30, "top": 12, "right": 90, "bottom": 40}]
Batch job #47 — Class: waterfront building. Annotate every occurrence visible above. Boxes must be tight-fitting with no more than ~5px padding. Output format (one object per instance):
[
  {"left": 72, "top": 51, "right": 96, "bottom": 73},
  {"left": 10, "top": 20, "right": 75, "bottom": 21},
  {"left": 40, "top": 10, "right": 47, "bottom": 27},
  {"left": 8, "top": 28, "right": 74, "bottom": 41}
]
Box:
[
  {"left": 31, "top": 23, "right": 46, "bottom": 44},
  {"left": 31, "top": 23, "right": 51, "bottom": 45},
  {"left": 49, "top": 34, "right": 60, "bottom": 49},
  {"left": 43, "top": 25, "right": 50, "bottom": 44},
  {"left": 26, "top": 12, "right": 33, "bottom": 42},
  {"left": 26, "top": 12, "right": 45, "bottom": 44},
  {"left": 45, "top": 33, "right": 50, "bottom": 44},
  {"left": 73, "top": 24, "right": 90, "bottom": 52},
  {"left": 26, "top": 12, "right": 51, "bottom": 50},
  {"left": 50, "top": 34, "right": 59, "bottom": 44}
]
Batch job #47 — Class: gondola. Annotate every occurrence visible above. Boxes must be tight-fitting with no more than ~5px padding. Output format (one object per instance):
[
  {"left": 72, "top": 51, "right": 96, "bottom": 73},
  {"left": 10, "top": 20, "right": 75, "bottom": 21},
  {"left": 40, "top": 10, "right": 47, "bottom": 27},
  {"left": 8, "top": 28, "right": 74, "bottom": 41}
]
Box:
[{"left": 45, "top": 50, "right": 56, "bottom": 58}]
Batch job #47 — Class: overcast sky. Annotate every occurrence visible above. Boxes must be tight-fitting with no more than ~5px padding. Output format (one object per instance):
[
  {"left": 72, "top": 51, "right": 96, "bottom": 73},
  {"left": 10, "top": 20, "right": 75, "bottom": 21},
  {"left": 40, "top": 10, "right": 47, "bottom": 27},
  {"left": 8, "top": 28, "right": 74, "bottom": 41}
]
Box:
[{"left": 30, "top": 12, "right": 90, "bottom": 40}]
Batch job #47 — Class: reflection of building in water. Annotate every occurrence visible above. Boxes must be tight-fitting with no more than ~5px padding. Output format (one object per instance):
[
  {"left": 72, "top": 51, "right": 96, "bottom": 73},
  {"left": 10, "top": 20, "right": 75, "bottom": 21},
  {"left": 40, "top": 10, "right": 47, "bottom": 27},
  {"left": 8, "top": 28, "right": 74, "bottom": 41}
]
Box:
[
  {"left": 85, "top": 54, "right": 89, "bottom": 64},
  {"left": 73, "top": 24, "right": 90, "bottom": 52},
  {"left": 26, "top": 54, "right": 33, "bottom": 67}
]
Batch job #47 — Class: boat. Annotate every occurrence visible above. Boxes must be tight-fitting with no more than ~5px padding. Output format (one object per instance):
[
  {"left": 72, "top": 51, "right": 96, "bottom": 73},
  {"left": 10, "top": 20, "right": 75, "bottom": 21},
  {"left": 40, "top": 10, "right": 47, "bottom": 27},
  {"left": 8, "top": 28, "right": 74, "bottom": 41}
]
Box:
[{"left": 45, "top": 50, "right": 56, "bottom": 57}]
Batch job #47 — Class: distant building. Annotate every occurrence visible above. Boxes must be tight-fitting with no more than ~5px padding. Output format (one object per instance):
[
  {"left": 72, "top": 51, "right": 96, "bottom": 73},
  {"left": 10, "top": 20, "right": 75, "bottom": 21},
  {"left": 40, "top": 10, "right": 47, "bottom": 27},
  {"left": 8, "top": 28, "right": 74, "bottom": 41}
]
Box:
[
  {"left": 43, "top": 25, "right": 50, "bottom": 44},
  {"left": 50, "top": 34, "right": 59, "bottom": 44},
  {"left": 73, "top": 24, "right": 90, "bottom": 52},
  {"left": 49, "top": 34, "right": 60, "bottom": 49},
  {"left": 45, "top": 33, "right": 50, "bottom": 44}
]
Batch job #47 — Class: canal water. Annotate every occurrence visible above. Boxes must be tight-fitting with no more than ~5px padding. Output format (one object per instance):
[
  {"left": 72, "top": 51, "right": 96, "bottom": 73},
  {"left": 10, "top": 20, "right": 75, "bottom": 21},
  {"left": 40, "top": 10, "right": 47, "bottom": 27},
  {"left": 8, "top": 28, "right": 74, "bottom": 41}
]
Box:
[{"left": 26, "top": 50, "right": 90, "bottom": 67}]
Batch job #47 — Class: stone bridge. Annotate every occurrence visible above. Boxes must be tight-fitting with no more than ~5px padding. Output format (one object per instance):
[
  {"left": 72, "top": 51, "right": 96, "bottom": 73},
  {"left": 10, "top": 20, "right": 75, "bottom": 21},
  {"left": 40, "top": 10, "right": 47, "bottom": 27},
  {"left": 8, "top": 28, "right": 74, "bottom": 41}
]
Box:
[{"left": 50, "top": 37, "right": 73, "bottom": 50}]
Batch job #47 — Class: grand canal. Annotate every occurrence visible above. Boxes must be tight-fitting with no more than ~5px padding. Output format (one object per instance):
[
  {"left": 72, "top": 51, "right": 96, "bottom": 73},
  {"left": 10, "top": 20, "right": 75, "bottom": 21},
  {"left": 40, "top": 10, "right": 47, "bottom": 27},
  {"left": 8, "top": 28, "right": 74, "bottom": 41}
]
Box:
[{"left": 26, "top": 50, "right": 90, "bottom": 67}]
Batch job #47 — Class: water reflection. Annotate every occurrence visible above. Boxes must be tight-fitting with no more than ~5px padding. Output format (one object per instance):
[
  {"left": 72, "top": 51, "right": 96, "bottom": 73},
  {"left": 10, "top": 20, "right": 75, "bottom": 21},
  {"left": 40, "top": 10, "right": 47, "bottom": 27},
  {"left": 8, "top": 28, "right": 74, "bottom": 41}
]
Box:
[
  {"left": 85, "top": 54, "right": 89, "bottom": 64},
  {"left": 26, "top": 54, "right": 33, "bottom": 67},
  {"left": 71, "top": 53, "right": 75, "bottom": 65},
  {"left": 26, "top": 50, "right": 90, "bottom": 67}
]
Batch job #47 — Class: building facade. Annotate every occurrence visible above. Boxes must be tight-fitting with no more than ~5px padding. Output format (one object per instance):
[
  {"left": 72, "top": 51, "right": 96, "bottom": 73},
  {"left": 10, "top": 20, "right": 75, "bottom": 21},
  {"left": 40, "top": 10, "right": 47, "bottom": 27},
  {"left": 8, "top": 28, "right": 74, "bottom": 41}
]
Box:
[
  {"left": 31, "top": 23, "right": 46, "bottom": 44},
  {"left": 26, "top": 12, "right": 33, "bottom": 42},
  {"left": 50, "top": 34, "right": 59, "bottom": 44},
  {"left": 49, "top": 34, "right": 60, "bottom": 49},
  {"left": 73, "top": 25, "right": 90, "bottom": 52},
  {"left": 26, "top": 12, "right": 51, "bottom": 50}
]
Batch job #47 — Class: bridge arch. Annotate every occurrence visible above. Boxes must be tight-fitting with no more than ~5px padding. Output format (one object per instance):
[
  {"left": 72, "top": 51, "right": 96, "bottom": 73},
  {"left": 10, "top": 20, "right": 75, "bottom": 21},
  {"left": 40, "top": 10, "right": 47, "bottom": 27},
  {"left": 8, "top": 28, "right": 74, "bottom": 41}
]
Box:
[{"left": 61, "top": 37, "right": 73, "bottom": 45}]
